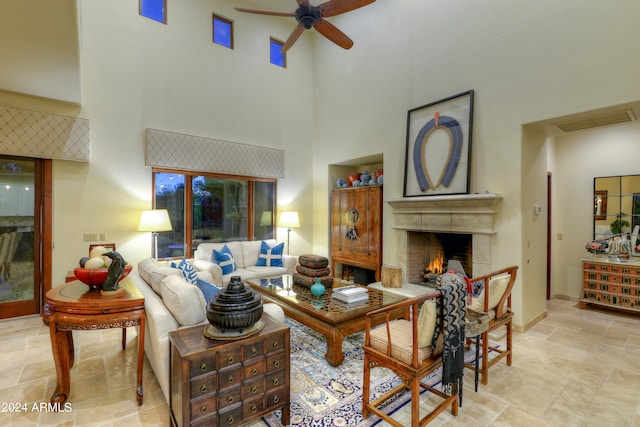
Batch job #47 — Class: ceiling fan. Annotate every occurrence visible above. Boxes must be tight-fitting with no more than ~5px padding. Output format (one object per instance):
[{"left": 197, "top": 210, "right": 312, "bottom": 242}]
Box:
[{"left": 235, "top": 0, "right": 376, "bottom": 52}]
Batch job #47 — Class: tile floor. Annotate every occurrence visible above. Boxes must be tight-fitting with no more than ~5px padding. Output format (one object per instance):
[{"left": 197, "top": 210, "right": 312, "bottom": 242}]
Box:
[{"left": 0, "top": 298, "right": 639, "bottom": 426}]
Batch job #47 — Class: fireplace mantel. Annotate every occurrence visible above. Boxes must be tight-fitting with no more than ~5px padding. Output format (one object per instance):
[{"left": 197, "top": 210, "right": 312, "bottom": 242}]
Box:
[
  {"left": 386, "top": 193, "right": 502, "bottom": 235},
  {"left": 387, "top": 193, "right": 503, "bottom": 280}
]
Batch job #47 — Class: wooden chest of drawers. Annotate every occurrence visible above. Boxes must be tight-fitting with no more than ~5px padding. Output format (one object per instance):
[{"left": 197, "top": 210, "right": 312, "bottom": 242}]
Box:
[
  {"left": 580, "top": 259, "right": 640, "bottom": 313},
  {"left": 169, "top": 315, "right": 290, "bottom": 427}
]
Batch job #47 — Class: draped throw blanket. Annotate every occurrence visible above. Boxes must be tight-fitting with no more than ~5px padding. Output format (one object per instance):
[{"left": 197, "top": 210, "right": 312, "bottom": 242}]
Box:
[{"left": 432, "top": 272, "right": 467, "bottom": 401}]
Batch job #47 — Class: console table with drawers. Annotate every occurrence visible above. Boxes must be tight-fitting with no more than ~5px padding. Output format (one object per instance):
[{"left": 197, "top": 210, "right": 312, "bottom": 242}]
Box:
[
  {"left": 168, "top": 314, "right": 290, "bottom": 427},
  {"left": 580, "top": 258, "right": 640, "bottom": 313}
]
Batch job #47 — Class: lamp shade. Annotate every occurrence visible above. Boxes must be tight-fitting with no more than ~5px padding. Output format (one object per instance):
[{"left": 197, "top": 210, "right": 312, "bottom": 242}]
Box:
[
  {"left": 278, "top": 211, "right": 300, "bottom": 228},
  {"left": 138, "top": 209, "right": 172, "bottom": 232}
]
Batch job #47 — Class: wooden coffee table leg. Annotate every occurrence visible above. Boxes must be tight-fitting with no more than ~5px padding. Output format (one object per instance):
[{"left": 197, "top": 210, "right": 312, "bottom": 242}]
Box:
[{"left": 323, "top": 330, "right": 345, "bottom": 367}]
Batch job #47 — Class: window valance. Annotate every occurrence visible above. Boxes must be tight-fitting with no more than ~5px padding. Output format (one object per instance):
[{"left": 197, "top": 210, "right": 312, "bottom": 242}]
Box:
[
  {"left": 145, "top": 128, "right": 284, "bottom": 178},
  {"left": 0, "top": 104, "right": 90, "bottom": 162}
]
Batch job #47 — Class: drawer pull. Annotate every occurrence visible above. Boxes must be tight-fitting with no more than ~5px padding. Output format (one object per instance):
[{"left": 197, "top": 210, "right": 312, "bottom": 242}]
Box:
[
  {"left": 227, "top": 375, "right": 234, "bottom": 383},
  {"left": 273, "top": 378, "right": 279, "bottom": 386},
  {"left": 227, "top": 395, "right": 234, "bottom": 403},
  {"left": 273, "top": 342, "right": 279, "bottom": 349},
  {"left": 251, "top": 405, "right": 257, "bottom": 413},
  {"left": 251, "top": 347, "right": 258, "bottom": 355},
  {"left": 251, "top": 368, "right": 258, "bottom": 375},
  {"left": 227, "top": 356, "right": 234, "bottom": 364},
  {"left": 200, "top": 384, "right": 208, "bottom": 393},
  {"left": 273, "top": 396, "right": 279, "bottom": 403},
  {"left": 200, "top": 363, "right": 208, "bottom": 372},
  {"left": 200, "top": 405, "right": 208, "bottom": 413},
  {"left": 273, "top": 360, "right": 280, "bottom": 368},
  {"left": 226, "top": 416, "right": 234, "bottom": 425},
  {"left": 251, "top": 386, "right": 258, "bottom": 394}
]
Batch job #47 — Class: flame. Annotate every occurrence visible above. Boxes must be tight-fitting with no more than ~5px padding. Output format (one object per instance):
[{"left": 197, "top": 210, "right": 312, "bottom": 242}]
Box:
[{"left": 426, "top": 251, "right": 444, "bottom": 274}]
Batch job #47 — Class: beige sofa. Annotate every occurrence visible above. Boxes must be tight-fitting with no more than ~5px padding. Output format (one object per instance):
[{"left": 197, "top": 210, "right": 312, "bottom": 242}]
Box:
[
  {"left": 131, "top": 257, "right": 285, "bottom": 403},
  {"left": 191, "top": 239, "right": 297, "bottom": 287}
]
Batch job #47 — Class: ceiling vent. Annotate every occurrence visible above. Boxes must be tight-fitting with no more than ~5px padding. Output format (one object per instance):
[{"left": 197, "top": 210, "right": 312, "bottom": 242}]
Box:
[{"left": 553, "top": 110, "right": 636, "bottom": 132}]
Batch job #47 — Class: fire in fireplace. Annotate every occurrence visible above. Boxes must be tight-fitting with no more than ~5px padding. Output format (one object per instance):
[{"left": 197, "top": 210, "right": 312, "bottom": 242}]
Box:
[{"left": 407, "top": 231, "right": 472, "bottom": 284}]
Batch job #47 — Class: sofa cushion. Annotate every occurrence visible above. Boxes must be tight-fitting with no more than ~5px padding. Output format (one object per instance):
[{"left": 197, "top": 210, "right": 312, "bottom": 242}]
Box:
[
  {"left": 213, "top": 245, "right": 237, "bottom": 275},
  {"left": 138, "top": 257, "right": 161, "bottom": 285},
  {"left": 195, "top": 279, "right": 220, "bottom": 303},
  {"left": 150, "top": 266, "right": 181, "bottom": 294},
  {"left": 240, "top": 240, "right": 264, "bottom": 267},
  {"left": 255, "top": 241, "right": 284, "bottom": 267},
  {"left": 172, "top": 259, "right": 198, "bottom": 284},
  {"left": 160, "top": 275, "right": 206, "bottom": 326}
]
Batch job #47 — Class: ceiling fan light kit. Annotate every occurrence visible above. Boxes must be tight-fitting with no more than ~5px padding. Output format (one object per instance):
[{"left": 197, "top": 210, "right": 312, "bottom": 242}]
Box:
[{"left": 235, "top": 0, "right": 376, "bottom": 52}]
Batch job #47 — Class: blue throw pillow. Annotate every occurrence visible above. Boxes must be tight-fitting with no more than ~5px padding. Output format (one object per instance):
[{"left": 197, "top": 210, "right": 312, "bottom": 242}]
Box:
[
  {"left": 195, "top": 279, "right": 220, "bottom": 303},
  {"left": 255, "top": 241, "right": 284, "bottom": 267},
  {"left": 213, "top": 245, "right": 237, "bottom": 275},
  {"left": 171, "top": 259, "right": 198, "bottom": 284}
]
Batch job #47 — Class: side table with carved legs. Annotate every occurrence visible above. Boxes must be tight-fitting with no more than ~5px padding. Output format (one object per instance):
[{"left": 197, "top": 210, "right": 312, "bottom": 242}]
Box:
[{"left": 42, "top": 278, "right": 146, "bottom": 406}]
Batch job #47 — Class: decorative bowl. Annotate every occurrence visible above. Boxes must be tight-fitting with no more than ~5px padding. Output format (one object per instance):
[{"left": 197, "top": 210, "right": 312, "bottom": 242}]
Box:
[
  {"left": 74, "top": 264, "right": 133, "bottom": 289},
  {"left": 207, "top": 276, "right": 263, "bottom": 332}
]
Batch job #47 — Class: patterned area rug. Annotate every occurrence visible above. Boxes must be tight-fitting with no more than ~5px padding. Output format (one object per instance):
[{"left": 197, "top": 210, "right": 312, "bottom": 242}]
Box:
[{"left": 262, "top": 319, "right": 482, "bottom": 427}]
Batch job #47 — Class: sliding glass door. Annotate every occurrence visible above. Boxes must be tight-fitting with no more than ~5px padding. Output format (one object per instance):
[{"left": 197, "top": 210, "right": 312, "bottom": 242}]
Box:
[{"left": 0, "top": 156, "right": 47, "bottom": 319}]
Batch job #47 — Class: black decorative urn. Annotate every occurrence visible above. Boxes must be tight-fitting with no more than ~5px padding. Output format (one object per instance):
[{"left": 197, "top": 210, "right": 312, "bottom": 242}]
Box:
[{"left": 206, "top": 276, "right": 263, "bottom": 332}]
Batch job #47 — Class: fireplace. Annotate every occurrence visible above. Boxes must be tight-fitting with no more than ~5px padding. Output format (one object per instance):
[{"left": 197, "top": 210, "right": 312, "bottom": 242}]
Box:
[
  {"left": 408, "top": 232, "right": 472, "bottom": 284},
  {"left": 387, "top": 193, "right": 502, "bottom": 285}
]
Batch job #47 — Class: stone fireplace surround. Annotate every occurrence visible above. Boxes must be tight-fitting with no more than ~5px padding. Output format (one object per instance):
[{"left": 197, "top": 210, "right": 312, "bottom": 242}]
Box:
[{"left": 386, "top": 193, "right": 502, "bottom": 284}]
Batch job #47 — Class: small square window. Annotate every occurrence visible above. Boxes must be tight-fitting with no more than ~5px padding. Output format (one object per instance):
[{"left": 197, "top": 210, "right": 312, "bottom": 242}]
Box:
[
  {"left": 140, "top": 0, "right": 166, "bottom": 24},
  {"left": 213, "top": 15, "right": 233, "bottom": 49},
  {"left": 270, "top": 38, "right": 286, "bottom": 68}
]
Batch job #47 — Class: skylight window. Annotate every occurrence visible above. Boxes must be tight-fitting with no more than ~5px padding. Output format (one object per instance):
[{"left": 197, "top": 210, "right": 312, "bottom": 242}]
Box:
[
  {"left": 140, "top": 0, "right": 166, "bottom": 24},
  {"left": 213, "top": 14, "right": 233, "bottom": 49},
  {"left": 270, "top": 38, "right": 286, "bottom": 68}
]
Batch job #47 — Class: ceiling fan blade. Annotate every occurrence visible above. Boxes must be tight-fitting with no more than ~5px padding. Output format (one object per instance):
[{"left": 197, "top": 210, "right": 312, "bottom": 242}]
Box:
[
  {"left": 317, "top": 0, "right": 376, "bottom": 18},
  {"left": 281, "top": 25, "right": 305, "bottom": 52},
  {"left": 313, "top": 19, "right": 354, "bottom": 49},
  {"left": 234, "top": 7, "right": 294, "bottom": 18}
]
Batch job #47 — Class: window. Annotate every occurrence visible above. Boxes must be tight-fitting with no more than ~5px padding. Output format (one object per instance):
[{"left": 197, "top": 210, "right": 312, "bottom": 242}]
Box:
[
  {"left": 213, "top": 14, "right": 233, "bottom": 49},
  {"left": 140, "top": 0, "right": 166, "bottom": 24},
  {"left": 270, "top": 38, "right": 286, "bottom": 68},
  {"left": 154, "top": 170, "right": 276, "bottom": 259}
]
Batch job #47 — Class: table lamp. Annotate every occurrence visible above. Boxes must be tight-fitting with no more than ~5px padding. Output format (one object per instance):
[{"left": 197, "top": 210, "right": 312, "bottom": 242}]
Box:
[
  {"left": 138, "top": 209, "right": 172, "bottom": 261},
  {"left": 278, "top": 211, "right": 300, "bottom": 255}
]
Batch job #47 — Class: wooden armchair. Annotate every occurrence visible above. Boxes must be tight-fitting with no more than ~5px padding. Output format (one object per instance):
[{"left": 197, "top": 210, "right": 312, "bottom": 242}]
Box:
[
  {"left": 465, "top": 265, "right": 518, "bottom": 385},
  {"left": 362, "top": 290, "right": 460, "bottom": 427}
]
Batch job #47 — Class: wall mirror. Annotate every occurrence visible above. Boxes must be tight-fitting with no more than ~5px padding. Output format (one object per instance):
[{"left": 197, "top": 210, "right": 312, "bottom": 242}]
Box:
[{"left": 594, "top": 175, "right": 640, "bottom": 250}]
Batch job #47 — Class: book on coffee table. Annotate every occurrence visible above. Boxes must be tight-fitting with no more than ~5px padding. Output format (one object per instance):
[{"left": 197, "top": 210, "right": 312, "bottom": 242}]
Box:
[{"left": 332, "top": 286, "right": 369, "bottom": 303}]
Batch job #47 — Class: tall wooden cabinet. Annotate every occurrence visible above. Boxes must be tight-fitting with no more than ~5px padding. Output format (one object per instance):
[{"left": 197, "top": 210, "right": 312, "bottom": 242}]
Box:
[{"left": 331, "top": 185, "right": 382, "bottom": 282}]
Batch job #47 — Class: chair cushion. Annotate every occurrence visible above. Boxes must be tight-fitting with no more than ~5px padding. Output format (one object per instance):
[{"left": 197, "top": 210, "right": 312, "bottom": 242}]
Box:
[
  {"left": 369, "top": 319, "right": 435, "bottom": 365},
  {"left": 255, "top": 241, "right": 284, "bottom": 267},
  {"left": 160, "top": 275, "right": 206, "bottom": 326},
  {"left": 471, "top": 274, "right": 510, "bottom": 311},
  {"left": 212, "top": 245, "right": 237, "bottom": 275},
  {"left": 418, "top": 300, "right": 437, "bottom": 347}
]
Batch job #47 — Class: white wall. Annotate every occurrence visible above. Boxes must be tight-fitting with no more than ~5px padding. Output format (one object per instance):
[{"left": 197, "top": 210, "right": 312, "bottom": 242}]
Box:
[
  {"left": 552, "top": 121, "right": 640, "bottom": 300},
  {"left": 2, "top": 0, "right": 317, "bottom": 282},
  {"left": 311, "top": 0, "right": 640, "bottom": 327}
]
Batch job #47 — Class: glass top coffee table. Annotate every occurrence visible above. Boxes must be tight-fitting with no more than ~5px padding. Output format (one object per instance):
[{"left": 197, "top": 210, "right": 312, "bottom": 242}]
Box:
[{"left": 246, "top": 275, "right": 406, "bottom": 366}]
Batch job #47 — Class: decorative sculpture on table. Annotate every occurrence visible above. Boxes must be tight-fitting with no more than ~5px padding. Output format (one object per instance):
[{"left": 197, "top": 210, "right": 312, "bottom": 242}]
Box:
[{"left": 102, "top": 251, "right": 126, "bottom": 291}]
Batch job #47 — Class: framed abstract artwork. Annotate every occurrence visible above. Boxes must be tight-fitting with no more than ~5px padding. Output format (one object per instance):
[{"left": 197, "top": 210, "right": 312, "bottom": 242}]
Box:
[{"left": 403, "top": 90, "right": 474, "bottom": 197}]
